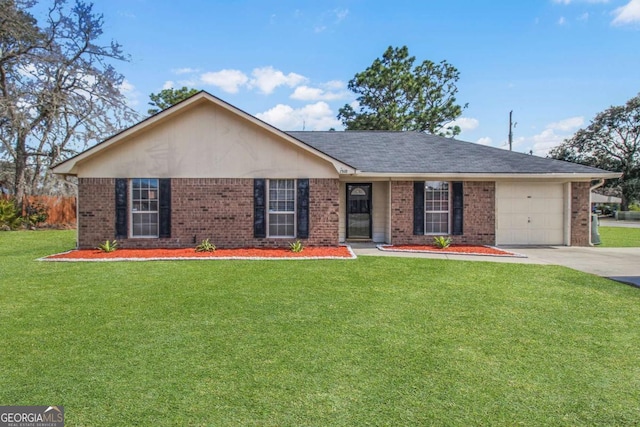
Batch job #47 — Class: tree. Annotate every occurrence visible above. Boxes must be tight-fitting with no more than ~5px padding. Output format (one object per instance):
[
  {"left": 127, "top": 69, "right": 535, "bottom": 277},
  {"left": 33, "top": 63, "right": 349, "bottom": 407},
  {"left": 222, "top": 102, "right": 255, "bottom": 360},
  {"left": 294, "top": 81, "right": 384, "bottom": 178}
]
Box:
[
  {"left": 0, "top": 0, "right": 136, "bottom": 202},
  {"left": 337, "top": 46, "right": 467, "bottom": 136},
  {"left": 549, "top": 93, "right": 640, "bottom": 210},
  {"left": 148, "top": 87, "right": 199, "bottom": 115}
]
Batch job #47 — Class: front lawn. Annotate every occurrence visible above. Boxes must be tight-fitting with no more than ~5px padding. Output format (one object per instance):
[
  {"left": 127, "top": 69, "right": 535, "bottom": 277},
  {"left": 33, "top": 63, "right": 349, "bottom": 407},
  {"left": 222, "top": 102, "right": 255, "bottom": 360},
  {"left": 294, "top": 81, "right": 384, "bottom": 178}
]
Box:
[
  {"left": 598, "top": 225, "right": 640, "bottom": 247},
  {"left": 1, "top": 230, "right": 639, "bottom": 426}
]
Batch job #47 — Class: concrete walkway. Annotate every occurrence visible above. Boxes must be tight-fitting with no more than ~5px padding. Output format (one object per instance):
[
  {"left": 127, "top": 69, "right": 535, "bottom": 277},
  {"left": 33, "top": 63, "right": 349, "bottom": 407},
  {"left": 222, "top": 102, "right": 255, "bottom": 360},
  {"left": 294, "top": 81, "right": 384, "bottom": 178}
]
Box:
[{"left": 350, "top": 243, "right": 640, "bottom": 288}]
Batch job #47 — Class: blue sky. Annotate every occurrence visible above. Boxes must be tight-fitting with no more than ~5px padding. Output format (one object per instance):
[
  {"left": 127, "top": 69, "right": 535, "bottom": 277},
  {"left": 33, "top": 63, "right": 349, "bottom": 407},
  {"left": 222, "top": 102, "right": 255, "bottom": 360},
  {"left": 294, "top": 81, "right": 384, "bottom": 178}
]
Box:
[{"left": 55, "top": 1, "right": 640, "bottom": 155}]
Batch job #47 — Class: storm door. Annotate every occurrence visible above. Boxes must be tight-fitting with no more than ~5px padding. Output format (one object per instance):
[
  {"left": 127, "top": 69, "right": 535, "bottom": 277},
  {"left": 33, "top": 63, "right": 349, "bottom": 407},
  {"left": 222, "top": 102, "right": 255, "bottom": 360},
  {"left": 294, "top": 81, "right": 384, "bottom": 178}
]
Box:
[{"left": 346, "top": 183, "right": 372, "bottom": 239}]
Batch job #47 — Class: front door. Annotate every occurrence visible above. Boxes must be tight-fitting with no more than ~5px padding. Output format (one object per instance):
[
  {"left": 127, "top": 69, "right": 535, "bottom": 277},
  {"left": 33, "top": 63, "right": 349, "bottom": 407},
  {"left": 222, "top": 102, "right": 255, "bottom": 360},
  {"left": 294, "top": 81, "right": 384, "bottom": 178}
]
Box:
[{"left": 347, "top": 183, "right": 372, "bottom": 239}]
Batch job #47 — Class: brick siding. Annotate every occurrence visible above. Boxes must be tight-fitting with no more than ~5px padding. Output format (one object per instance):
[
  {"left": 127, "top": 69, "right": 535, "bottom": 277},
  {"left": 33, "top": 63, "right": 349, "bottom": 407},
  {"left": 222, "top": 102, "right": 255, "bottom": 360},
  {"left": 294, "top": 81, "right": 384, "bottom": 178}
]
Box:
[
  {"left": 78, "top": 178, "right": 115, "bottom": 248},
  {"left": 571, "top": 181, "right": 591, "bottom": 246},
  {"left": 390, "top": 181, "right": 496, "bottom": 246},
  {"left": 77, "top": 178, "right": 339, "bottom": 249}
]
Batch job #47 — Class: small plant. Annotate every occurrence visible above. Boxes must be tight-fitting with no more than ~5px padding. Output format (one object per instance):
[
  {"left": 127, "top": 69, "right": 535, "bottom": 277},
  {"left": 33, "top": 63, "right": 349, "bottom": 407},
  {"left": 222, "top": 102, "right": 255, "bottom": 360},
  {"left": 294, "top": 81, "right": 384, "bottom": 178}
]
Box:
[
  {"left": 433, "top": 236, "right": 452, "bottom": 249},
  {"left": 195, "top": 238, "right": 216, "bottom": 252},
  {"left": 289, "top": 240, "right": 304, "bottom": 253},
  {"left": 0, "top": 199, "right": 22, "bottom": 230},
  {"left": 24, "top": 201, "right": 48, "bottom": 228},
  {"left": 97, "top": 240, "right": 118, "bottom": 253}
]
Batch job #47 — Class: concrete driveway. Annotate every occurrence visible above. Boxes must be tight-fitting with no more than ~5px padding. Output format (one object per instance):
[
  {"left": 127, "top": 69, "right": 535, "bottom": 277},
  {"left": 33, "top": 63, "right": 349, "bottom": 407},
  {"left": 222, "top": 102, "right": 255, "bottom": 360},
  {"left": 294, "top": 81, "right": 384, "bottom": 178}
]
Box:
[
  {"left": 501, "top": 246, "right": 640, "bottom": 287},
  {"left": 351, "top": 243, "right": 640, "bottom": 288}
]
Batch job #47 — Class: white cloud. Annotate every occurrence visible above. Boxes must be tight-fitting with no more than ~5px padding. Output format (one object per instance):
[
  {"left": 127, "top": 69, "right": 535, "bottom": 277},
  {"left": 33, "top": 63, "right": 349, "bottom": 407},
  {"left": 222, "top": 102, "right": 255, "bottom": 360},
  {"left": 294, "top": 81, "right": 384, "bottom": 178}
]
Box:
[
  {"left": 249, "top": 66, "right": 307, "bottom": 94},
  {"left": 314, "top": 8, "right": 349, "bottom": 32},
  {"left": 324, "top": 80, "right": 345, "bottom": 90},
  {"left": 162, "top": 80, "right": 174, "bottom": 90},
  {"left": 119, "top": 79, "right": 140, "bottom": 107},
  {"left": 256, "top": 102, "right": 341, "bottom": 130},
  {"left": 334, "top": 8, "right": 349, "bottom": 22},
  {"left": 530, "top": 129, "right": 566, "bottom": 156},
  {"left": 558, "top": 16, "right": 567, "bottom": 24},
  {"left": 447, "top": 117, "right": 480, "bottom": 132},
  {"left": 119, "top": 79, "right": 135, "bottom": 94},
  {"left": 578, "top": 12, "right": 590, "bottom": 20},
  {"left": 200, "top": 69, "right": 249, "bottom": 93},
  {"left": 612, "top": 0, "right": 640, "bottom": 25},
  {"left": 552, "top": 0, "right": 610, "bottom": 4},
  {"left": 547, "top": 116, "right": 584, "bottom": 131},
  {"left": 476, "top": 137, "right": 493, "bottom": 146},
  {"left": 172, "top": 67, "right": 198, "bottom": 75},
  {"left": 524, "top": 116, "right": 584, "bottom": 156},
  {"left": 290, "top": 85, "right": 349, "bottom": 101},
  {"left": 177, "top": 79, "right": 198, "bottom": 88}
]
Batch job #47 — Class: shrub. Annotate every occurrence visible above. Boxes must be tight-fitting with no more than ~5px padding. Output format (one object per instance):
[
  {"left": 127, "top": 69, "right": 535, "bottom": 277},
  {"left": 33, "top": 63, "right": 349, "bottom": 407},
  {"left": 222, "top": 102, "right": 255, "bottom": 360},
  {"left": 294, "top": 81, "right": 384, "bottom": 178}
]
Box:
[
  {"left": 24, "top": 201, "right": 48, "bottom": 228},
  {"left": 97, "top": 240, "right": 118, "bottom": 253},
  {"left": 433, "top": 236, "right": 452, "bottom": 249},
  {"left": 289, "top": 240, "right": 304, "bottom": 253},
  {"left": 0, "top": 199, "right": 22, "bottom": 230},
  {"left": 195, "top": 239, "right": 216, "bottom": 252},
  {"left": 628, "top": 202, "right": 640, "bottom": 212}
]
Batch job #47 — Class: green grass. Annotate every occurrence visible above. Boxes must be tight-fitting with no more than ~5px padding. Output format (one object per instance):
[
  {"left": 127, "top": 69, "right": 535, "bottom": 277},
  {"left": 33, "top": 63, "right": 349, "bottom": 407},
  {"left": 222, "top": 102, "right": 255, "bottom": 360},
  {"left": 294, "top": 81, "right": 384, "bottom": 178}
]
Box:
[
  {"left": 598, "top": 226, "right": 640, "bottom": 247},
  {"left": 1, "top": 230, "right": 640, "bottom": 426}
]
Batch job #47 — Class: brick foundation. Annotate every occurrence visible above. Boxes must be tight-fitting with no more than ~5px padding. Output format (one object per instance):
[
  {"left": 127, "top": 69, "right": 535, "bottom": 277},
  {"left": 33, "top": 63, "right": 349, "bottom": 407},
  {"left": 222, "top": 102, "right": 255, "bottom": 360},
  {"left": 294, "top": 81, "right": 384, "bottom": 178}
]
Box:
[
  {"left": 390, "top": 181, "right": 496, "bottom": 246},
  {"left": 571, "top": 182, "right": 590, "bottom": 246},
  {"left": 77, "top": 178, "right": 339, "bottom": 249}
]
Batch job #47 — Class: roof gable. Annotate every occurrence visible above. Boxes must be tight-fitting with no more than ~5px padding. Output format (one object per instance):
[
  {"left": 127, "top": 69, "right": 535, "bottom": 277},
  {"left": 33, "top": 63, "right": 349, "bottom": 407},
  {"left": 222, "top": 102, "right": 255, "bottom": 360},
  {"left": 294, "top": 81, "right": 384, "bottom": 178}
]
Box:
[{"left": 53, "top": 91, "right": 356, "bottom": 176}]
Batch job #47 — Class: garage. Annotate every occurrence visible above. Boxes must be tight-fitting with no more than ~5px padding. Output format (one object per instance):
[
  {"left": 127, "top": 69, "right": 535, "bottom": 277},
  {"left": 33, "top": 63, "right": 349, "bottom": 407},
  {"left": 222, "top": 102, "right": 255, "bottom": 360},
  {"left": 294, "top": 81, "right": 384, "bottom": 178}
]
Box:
[{"left": 496, "top": 182, "right": 566, "bottom": 245}]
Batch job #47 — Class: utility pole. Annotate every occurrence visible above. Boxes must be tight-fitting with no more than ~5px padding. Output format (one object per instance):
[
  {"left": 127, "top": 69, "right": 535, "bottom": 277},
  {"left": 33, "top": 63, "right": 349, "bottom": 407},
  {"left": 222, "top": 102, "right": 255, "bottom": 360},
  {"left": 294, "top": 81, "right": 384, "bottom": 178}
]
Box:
[{"left": 508, "top": 110, "right": 513, "bottom": 151}]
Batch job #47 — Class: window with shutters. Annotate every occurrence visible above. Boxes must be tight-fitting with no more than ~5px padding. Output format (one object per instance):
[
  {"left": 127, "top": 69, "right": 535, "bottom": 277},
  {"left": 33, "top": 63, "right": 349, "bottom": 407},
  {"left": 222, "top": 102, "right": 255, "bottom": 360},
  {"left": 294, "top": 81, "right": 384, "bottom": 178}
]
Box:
[
  {"left": 425, "top": 181, "right": 450, "bottom": 234},
  {"left": 131, "top": 178, "right": 159, "bottom": 237},
  {"left": 267, "top": 179, "right": 296, "bottom": 238}
]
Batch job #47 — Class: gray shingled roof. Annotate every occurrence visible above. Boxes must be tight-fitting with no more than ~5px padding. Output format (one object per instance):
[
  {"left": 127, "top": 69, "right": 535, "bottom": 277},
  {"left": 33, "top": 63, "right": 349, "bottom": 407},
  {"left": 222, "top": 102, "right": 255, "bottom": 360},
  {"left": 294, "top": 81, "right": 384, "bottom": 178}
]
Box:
[{"left": 287, "top": 131, "right": 610, "bottom": 175}]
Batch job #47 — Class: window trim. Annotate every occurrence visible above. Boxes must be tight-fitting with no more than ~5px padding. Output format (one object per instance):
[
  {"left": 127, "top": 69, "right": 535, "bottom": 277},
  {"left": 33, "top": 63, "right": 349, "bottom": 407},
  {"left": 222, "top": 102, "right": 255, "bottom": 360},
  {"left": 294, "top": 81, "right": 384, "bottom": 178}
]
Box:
[
  {"left": 130, "top": 178, "right": 160, "bottom": 238},
  {"left": 424, "top": 181, "right": 451, "bottom": 235},
  {"left": 267, "top": 179, "right": 297, "bottom": 238}
]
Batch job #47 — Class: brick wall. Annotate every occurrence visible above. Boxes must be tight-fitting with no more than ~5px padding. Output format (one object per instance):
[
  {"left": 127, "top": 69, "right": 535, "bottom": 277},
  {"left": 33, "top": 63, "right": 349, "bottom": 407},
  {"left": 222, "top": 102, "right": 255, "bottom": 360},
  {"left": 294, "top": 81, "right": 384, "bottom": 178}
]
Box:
[
  {"left": 77, "top": 178, "right": 339, "bottom": 249},
  {"left": 78, "top": 178, "right": 115, "bottom": 248},
  {"left": 571, "top": 181, "right": 591, "bottom": 246},
  {"left": 309, "top": 178, "right": 341, "bottom": 245},
  {"left": 461, "top": 181, "right": 496, "bottom": 245},
  {"left": 390, "top": 181, "right": 496, "bottom": 246}
]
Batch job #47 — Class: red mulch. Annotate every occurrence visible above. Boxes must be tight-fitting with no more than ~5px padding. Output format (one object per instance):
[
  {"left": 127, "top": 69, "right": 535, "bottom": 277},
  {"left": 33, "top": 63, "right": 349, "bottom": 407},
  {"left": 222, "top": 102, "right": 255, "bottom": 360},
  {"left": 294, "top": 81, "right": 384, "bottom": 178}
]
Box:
[
  {"left": 44, "top": 246, "right": 355, "bottom": 260},
  {"left": 380, "top": 244, "right": 520, "bottom": 257}
]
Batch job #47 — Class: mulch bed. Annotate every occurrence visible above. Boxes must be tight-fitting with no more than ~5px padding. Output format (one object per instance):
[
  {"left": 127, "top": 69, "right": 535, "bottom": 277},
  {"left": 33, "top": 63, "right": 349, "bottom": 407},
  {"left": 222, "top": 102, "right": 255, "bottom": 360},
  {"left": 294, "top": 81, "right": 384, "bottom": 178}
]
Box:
[
  {"left": 378, "top": 244, "right": 524, "bottom": 257},
  {"left": 42, "top": 246, "right": 356, "bottom": 261}
]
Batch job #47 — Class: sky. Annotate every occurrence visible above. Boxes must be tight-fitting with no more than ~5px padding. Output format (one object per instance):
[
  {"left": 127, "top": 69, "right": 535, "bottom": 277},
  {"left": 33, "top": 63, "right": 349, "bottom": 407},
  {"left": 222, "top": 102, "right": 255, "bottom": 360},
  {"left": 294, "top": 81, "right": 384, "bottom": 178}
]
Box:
[{"left": 41, "top": 0, "right": 640, "bottom": 156}]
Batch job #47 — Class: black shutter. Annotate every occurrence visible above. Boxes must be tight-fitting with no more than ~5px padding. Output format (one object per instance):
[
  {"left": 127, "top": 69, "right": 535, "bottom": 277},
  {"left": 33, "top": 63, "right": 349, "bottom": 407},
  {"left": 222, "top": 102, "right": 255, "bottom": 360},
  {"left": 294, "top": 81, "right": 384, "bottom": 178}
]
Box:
[
  {"left": 115, "top": 178, "right": 128, "bottom": 239},
  {"left": 297, "top": 179, "right": 309, "bottom": 239},
  {"left": 452, "top": 181, "right": 464, "bottom": 236},
  {"left": 413, "top": 181, "right": 425, "bottom": 235},
  {"left": 159, "top": 179, "right": 171, "bottom": 238},
  {"left": 254, "top": 179, "right": 266, "bottom": 238}
]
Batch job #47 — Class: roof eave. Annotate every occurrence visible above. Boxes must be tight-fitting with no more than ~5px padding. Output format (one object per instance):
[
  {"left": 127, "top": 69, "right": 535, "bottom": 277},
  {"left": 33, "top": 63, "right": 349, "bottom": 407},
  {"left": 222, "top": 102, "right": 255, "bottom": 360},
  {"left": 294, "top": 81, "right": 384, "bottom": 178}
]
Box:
[{"left": 347, "top": 172, "right": 622, "bottom": 180}]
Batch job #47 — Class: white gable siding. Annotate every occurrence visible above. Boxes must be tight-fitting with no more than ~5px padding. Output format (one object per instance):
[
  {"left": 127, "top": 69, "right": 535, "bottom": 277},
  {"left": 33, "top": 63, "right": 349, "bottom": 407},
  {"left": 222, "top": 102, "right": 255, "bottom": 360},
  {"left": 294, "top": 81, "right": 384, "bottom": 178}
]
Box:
[{"left": 76, "top": 102, "right": 338, "bottom": 179}]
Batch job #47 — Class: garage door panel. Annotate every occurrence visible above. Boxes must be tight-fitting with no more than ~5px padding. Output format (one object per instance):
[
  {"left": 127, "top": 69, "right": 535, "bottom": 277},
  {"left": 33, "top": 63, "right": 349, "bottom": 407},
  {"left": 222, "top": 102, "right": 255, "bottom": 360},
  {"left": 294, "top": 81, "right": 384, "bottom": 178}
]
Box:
[{"left": 497, "top": 182, "right": 565, "bottom": 245}]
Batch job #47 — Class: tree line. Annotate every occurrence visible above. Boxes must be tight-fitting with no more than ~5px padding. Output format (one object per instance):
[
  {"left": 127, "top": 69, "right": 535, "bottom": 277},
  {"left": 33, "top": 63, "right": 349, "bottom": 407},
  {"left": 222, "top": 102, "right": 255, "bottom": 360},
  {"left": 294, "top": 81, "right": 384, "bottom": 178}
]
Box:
[{"left": 1, "top": 0, "right": 637, "bottom": 211}]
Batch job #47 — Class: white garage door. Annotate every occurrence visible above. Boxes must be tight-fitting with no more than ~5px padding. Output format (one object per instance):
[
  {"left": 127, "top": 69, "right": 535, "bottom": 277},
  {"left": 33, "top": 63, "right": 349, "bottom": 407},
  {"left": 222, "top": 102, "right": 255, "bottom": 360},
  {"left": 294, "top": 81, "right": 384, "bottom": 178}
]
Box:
[{"left": 496, "top": 182, "right": 565, "bottom": 245}]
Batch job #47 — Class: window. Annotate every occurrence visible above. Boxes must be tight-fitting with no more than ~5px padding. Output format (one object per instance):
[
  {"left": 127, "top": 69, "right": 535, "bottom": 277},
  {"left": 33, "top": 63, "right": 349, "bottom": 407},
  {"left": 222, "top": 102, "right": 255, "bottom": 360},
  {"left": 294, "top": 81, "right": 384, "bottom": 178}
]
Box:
[
  {"left": 131, "top": 178, "right": 159, "bottom": 237},
  {"left": 268, "top": 179, "right": 295, "bottom": 237},
  {"left": 425, "top": 181, "right": 449, "bottom": 234}
]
